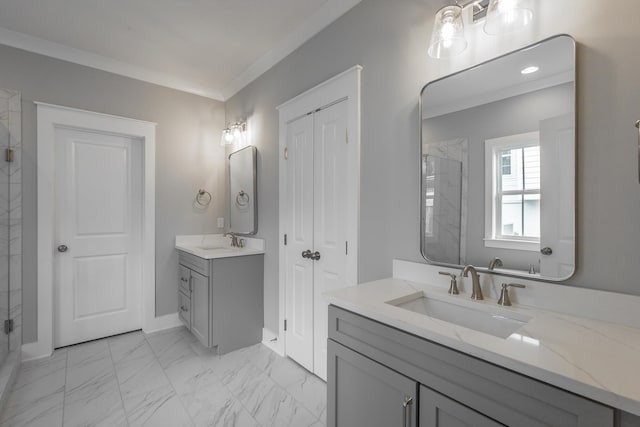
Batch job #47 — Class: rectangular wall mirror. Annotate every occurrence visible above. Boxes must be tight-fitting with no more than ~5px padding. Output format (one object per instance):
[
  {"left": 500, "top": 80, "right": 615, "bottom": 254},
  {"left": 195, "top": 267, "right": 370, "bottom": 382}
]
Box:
[
  {"left": 229, "top": 145, "right": 258, "bottom": 235},
  {"left": 420, "top": 34, "right": 576, "bottom": 281}
]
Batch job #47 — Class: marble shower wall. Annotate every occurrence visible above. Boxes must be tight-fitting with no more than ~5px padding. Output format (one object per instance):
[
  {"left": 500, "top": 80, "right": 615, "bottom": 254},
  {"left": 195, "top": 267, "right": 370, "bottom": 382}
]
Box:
[
  {"left": 0, "top": 89, "right": 22, "bottom": 354},
  {"left": 423, "top": 138, "right": 468, "bottom": 265}
]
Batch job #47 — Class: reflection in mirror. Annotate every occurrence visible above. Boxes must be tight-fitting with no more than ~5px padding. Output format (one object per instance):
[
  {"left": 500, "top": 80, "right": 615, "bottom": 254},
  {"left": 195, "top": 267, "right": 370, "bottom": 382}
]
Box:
[
  {"left": 420, "top": 35, "right": 575, "bottom": 281},
  {"left": 228, "top": 146, "right": 258, "bottom": 235}
]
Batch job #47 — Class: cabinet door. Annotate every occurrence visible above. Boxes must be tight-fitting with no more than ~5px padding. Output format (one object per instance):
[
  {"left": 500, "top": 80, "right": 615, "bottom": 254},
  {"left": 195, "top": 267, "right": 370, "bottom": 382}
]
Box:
[
  {"left": 178, "top": 265, "right": 191, "bottom": 295},
  {"left": 190, "top": 270, "right": 209, "bottom": 346},
  {"left": 328, "top": 340, "right": 417, "bottom": 427},
  {"left": 420, "top": 386, "right": 504, "bottom": 427},
  {"left": 178, "top": 290, "right": 191, "bottom": 329}
]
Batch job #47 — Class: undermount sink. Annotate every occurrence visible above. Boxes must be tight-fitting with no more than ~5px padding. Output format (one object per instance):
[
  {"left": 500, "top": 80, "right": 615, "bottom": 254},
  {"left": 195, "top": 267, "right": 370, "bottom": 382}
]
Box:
[
  {"left": 196, "top": 245, "right": 228, "bottom": 250},
  {"left": 387, "top": 293, "right": 531, "bottom": 339}
]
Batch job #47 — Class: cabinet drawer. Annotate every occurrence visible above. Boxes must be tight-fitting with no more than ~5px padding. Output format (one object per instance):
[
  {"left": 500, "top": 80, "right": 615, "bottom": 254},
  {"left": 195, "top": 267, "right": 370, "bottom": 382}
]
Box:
[
  {"left": 178, "top": 251, "right": 210, "bottom": 277},
  {"left": 329, "top": 305, "right": 613, "bottom": 427},
  {"left": 179, "top": 290, "right": 191, "bottom": 329},
  {"left": 178, "top": 265, "right": 191, "bottom": 294}
]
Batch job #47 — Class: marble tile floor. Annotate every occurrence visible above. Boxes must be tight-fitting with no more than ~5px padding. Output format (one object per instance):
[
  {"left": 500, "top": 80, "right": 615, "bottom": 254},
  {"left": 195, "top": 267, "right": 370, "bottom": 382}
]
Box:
[{"left": 0, "top": 327, "right": 327, "bottom": 427}]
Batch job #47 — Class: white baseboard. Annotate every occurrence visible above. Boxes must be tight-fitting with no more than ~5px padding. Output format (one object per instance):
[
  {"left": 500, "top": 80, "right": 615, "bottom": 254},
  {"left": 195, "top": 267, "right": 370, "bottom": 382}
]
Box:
[
  {"left": 143, "top": 313, "right": 183, "bottom": 335},
  {"left": 22, "top": 313, "right": 182, "bottom": 362},
  {"left": 21, "top": 341, "right": 53, "bottom": 362},
  {"left": 261, "top": 328, "right": 285, "bottom": 356}
]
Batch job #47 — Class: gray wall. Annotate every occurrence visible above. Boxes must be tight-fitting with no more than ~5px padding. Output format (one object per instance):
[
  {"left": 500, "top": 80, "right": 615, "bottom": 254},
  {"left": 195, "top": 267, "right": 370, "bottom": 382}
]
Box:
[
  {"left": 0, "top": 44, "right": 226, "bottom": 343},
  {"left": 225, "top": 0, "right": 640, "bottom": 334},
  {"left": 423, "top": 83, "right": 573, "bottom": 271}
]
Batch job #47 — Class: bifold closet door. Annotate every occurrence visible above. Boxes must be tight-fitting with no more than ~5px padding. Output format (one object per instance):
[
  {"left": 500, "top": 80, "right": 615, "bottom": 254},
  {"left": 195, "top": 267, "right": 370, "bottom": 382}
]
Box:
[
  {"left": 284, "top": 114, "right": 315, "bottom": 372},
  {"left": 312, "top": 100, "right": 348, "bottom": 380}
]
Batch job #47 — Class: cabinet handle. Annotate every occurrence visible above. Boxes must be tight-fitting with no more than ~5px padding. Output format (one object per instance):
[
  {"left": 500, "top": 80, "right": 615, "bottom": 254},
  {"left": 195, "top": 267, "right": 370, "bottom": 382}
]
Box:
[
  {"left": 310, "top": 251, "right": 321, "bottom": 261},
  {"left": 180, "top": 305, "right": 188, "bottom": 312},
  {"left": 402, "top": 395, "right": 413, "bottom": 427}
]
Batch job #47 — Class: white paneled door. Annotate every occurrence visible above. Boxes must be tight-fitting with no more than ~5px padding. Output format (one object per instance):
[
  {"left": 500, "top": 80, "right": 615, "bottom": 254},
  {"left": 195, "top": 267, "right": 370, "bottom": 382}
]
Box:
[
  {"left": 284, "top": 113, "right": 315, "bottom": 372},
  {"left": 312, "top": 101, "right": 348, "bottom": 380},
  {"left": 54, "top": 127, "right": 143, "bottom": 348},
  {"left": 539, "top": 113, "right": 575, "bottom": 278},
  {"left": 285, "top": 100, "right": 349, "bottom": 380}
]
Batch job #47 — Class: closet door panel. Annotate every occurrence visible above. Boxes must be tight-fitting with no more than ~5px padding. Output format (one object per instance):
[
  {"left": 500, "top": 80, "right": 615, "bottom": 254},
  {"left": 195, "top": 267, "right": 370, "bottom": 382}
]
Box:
[
  {"left": 284, "top": 114, "right": 315, "bottom": 372},
  {"left": 313, "top": 100, "right": 349, "bottom": 380}
]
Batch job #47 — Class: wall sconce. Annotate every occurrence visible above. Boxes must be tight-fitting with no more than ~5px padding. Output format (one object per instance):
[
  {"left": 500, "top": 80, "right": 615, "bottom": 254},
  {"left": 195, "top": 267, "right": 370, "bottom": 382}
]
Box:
[
  {"left": 221, "top": 121, "right": 247, "bottom": 146},
  {"left": 428, "top": 0, "right": 533, "bottom": 59}
]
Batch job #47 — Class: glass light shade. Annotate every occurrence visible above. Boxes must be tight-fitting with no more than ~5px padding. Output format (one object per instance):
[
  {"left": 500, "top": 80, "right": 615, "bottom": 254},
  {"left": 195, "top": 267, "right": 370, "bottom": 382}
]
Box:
[
  {"left": 484, "top": 0, "right": 533, "bottom": 35},
  {"left": 221, "top": 127, "right": 233, "bottom": 146},
  {"left": 428, "top": 5, "right": 467, "bottom": 59}
]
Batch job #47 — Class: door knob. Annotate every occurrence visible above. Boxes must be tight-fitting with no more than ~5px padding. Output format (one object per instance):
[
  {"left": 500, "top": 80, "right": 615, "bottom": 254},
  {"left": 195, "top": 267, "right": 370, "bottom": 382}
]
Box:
[
  {"left": 540, "top": 247, "right": 553, "bottom": 255},
  {"left": 57, "top": 245, "right": 68, "bottom": 253},
  {"left": 310, "top": 251, "right": 321, "bottom": 261},
  {"left": 301, "top": 250, "right": 312, "bottom": 259}
]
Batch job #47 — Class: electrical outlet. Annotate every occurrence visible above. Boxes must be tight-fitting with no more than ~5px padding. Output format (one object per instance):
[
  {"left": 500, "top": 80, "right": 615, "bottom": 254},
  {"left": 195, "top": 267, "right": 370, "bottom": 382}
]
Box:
[{"left": 217, "top": 217, "right": 224, "bottom": 228}]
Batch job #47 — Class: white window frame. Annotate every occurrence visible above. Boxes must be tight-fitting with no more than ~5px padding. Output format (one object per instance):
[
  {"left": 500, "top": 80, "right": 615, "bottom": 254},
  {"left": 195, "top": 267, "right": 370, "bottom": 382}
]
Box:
[{"left": 484, "top": 131, "right": 540, "bottom": 252}]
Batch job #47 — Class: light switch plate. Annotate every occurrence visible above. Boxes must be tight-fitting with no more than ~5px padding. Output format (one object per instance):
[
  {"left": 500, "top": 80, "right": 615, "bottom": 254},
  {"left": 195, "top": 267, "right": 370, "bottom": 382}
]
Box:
[{"left": 217, "top": 217, "right": 224, "bottom": 228}]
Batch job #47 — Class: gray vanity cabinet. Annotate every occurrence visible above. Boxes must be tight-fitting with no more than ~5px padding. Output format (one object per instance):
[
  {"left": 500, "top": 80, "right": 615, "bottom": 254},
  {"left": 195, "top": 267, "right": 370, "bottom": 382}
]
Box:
[
  {"left": 178, "top": 251, "right": 264, "bottom": 353},
  {"left": 328, "top": 305, "right": 614, "bottom": 427},
  {"left": 328, "top": 340, "right": 417, "bottom": 427}
]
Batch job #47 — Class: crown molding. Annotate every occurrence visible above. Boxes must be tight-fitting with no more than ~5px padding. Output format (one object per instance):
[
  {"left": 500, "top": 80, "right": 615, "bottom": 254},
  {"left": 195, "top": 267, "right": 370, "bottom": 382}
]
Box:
[
  {"left": 0, "top": 0, "right": 362, "bottom": 102},
  {"left": 221, "top": 0, "right": 362, "bottom": 100},
  {"left": 0, "top": 26, "right": 225, "bottom": 101}
]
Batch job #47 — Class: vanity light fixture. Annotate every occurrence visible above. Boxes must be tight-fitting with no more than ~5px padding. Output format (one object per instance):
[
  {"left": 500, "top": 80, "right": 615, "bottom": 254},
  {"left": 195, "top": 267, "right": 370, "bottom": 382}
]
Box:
[
  {"left": 521, "top": 65, "right": 539, "bottom": 74},
  {"left": 427, "top": 0, "right": 533, "bottom": 59},
  {"left": 220, "top": 121, "right": 247, "bottom": 146}
]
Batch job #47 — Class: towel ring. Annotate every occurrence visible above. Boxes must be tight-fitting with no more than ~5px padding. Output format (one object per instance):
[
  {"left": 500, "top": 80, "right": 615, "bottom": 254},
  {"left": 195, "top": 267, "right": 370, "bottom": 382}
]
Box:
[
  {"left": 235, "top": 190, "right": 250, "bottom": 208},
  {"left": 196, "top": 189, "right": 212, "bottom": 207}
]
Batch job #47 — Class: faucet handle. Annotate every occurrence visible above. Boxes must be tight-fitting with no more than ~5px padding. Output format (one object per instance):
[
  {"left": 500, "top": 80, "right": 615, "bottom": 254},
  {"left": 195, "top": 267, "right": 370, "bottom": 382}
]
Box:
[
  {"left": 497, "top": 283, "right": 525, "bottom": 306},
  {"left": 438, "top": 271, "right": 459, "bottom": 295}
]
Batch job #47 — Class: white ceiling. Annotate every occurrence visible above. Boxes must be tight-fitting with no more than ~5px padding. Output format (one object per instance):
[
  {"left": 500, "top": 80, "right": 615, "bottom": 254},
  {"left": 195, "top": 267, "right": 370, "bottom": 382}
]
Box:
[{"left": 0, "top": 0, "right": 361, "bottom": 100}]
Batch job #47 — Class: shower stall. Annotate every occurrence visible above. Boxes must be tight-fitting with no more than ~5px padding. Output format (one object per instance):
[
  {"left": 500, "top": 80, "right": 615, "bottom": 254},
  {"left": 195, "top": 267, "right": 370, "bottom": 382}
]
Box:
[{"left": 0, "top": 88, "right": 22, "bottom": 409}]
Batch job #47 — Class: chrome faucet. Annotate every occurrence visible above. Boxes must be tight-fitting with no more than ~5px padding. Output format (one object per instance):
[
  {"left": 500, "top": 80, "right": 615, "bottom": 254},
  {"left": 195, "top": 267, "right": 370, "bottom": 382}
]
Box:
[
  {"left": 224, "top": 232, "right": 239, "bottom": 248},
  {"left": 488, "top": 257, "right": 503, "bottom": 270},
  {"left": 461, "top": 265, "right": 483, "bottom": 300}
]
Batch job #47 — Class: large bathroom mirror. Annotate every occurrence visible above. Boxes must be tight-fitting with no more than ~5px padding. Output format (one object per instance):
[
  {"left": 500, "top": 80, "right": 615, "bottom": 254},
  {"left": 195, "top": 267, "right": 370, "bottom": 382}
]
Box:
[
  {"left": 228, "top": 145, "right": 258, "bottom": 235},
  {"left": 420, "top": 35, "right": 576, "bottom": 281}
]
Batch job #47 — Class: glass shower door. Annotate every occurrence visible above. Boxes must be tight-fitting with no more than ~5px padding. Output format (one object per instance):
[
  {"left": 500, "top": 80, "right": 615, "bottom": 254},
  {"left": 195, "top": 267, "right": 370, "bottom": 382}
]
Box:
[{"left": 0, "top": 88, "right": 22, "bottom": 363}]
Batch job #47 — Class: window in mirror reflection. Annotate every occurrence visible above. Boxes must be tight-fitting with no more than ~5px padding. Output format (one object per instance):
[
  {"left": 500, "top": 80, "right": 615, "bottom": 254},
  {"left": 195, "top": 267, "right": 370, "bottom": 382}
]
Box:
[{"left": 485, "top": 131, "right": 540, "bottom": 251}]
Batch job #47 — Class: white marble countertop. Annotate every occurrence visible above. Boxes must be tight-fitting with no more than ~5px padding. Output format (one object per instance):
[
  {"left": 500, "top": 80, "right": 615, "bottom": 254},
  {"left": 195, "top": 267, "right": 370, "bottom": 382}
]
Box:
[
  {"left": 325, "top": 277, "right": 640, "bottom": 416},
  {"left": 175, "top": 234, "right": 265, "bottom": 259}
]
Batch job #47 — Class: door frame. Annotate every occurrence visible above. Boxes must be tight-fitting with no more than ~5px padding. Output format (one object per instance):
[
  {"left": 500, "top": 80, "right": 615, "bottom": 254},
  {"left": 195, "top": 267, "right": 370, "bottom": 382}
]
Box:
[
  {"left": 275, "top": 65, "right": 362, "bottom": 357},
  {"left": 27, "top": 102, "right": 156, "bottom": 360}
]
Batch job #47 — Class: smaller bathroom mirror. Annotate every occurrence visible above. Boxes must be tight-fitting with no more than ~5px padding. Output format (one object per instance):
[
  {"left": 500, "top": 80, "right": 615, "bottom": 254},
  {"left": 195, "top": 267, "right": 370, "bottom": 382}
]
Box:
[{"left": 228, "top": 146, "right": 257, "bottom": 234}]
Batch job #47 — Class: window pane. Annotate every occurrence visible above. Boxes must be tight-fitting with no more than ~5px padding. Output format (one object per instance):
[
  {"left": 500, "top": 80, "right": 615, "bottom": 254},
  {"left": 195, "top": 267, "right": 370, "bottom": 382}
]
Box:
[
  {"left": 501, "top": 194, "right": 522, "bottom": 236},
  {"left": 500, "top": 148, "right": 523, "bottom": 191},
  {"left": 524, "top": 146, "right": 540, "bottom": 190},
  {"left": 523, "top": 193, "right": 540, "bottom": 237}
]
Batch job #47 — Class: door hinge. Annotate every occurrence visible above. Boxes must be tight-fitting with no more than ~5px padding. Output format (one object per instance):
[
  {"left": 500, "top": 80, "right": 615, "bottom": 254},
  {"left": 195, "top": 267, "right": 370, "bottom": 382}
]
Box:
[
  {"left": 284, "top": 319, "right": 287, "bottom": 331},
  {"left": 284, "top": 234, "right": 287, "bottom": 245},
  {"left": 284, "top": 147, "right": 288, "bottom": 160},
  {"left": 4, "top": 319, "right": 13, "bottom": 334},
  {"left": 345, "top": 241, "right": 348, "bottom": 255},
  {"left": 5, "top": 148, "right": 14, "bottom": 163},
  {"left": 346, "top": 129, "right": 349, "bottom": 144}
]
